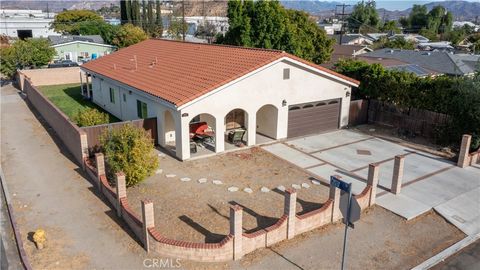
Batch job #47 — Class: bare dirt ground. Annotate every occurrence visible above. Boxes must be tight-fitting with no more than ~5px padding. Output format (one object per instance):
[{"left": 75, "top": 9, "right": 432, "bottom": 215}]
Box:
[
  {"left": 127, "top": 147, "right": 330, "bottom": 243},
  {"left": 352, "top": 124, "right": 457, "bottom": 160}
]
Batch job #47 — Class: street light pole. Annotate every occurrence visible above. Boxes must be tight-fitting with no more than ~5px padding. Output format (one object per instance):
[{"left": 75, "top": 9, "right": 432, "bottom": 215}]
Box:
[{"left": 341, "top": 183, "right": 352, "bottom": 270}]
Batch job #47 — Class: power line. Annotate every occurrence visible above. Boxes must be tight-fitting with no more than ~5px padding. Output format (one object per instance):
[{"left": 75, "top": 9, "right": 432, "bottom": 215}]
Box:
[{"left": 335, "top": 4, "right": 351, "bottom": 45}]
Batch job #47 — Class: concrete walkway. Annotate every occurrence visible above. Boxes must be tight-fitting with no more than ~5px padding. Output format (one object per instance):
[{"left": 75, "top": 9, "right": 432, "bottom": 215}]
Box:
[
  {"left": 263, "top": 130, "right": 480, "bottom": 234},
  {"left": 1, "top": 84, "right": 147, "bottom": 268}
]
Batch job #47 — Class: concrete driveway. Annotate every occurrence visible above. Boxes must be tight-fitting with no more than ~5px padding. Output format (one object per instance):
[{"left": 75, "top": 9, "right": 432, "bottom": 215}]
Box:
[{"left": 263, "top": 130, "right": 480, "bottom": 235}]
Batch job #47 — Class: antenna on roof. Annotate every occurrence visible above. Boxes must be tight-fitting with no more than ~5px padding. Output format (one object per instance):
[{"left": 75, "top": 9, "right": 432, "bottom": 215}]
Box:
[
  {"left": 133, "top": 55, "right": 138, "bottom": 71},
  {"left": 113, "top": 63, "right": 117, "bottom": 70}
]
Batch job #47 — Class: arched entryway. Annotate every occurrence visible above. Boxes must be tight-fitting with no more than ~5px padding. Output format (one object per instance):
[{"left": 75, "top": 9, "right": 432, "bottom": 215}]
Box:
[
  {"left": 256, "top": 104, "right": 278, "bottom": 141},
  {"left": 189, "top": 113, "right": 216, "bottom": 155},
  {"left": 224, "top": 108, "right": 248, "bottom": 149}
]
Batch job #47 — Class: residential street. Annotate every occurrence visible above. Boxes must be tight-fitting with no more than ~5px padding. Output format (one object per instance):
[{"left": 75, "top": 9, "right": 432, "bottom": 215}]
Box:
[{"left": 1, "top": 83, "right": 147, "bottom": 269}]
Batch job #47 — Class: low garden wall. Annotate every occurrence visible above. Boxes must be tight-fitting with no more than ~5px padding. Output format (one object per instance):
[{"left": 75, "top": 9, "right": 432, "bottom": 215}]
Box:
[
  {"left": 17, "top": 67, "right": 81, "bottom": 89},
  {"left": 457, "top": 134, "right": 480, "bottom": 168},
  {"left": 83, "top": 153, "right": 381, "bottom": 262},
  {"left": 22, "top": 75, "right": 88, "bottom": 165}
]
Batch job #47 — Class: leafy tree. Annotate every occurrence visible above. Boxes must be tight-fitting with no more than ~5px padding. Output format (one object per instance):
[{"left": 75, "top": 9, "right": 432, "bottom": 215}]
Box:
[
  {"left": 100, "top": 124, "right": 158, "bottom": 187},
  {"left": 382, "top": 37, "right": 415, "bottom": 50},
  {"left": 111, "top": 23, "right": 148, "bottom": 48},
  {"left": 380, "top": 20, "right": 401, "bottom": 34},
  {"left": 400, "top": 4, "right": 453, "bottom": 35},
  {"left": 195, "top": 21, "right": 217, "bottom": 38},
  {"left": 400, "top": 4, "right": 428, "bottom": 32},
  {"left": 347, "top": 0, "right": 380, "bottom": 34},
  {"left": 75, "top": 21, "right": 120, "bottom": 45},
  {"left": 74, "top": 108, "right": 109, "bottom": 127},
  {"left": 167, "top": 18, "right": 188, "bottom": 40},
  {"left": 0, "top": 47, "right": 16, "bottom": 78},
  {"left": 155, "top": 0, "right": 163, "bottom": 37},
  {"left": 51, "top": 10, "right": 104, "bottom": 34},
  {"left": 217, "top": 0, "right": 334, "bottom": 64}
]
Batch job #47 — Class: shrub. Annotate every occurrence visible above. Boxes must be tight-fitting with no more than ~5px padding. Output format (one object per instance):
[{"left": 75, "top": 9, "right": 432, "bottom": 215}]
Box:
[
  {"left": 73, "top": 108, "right": 109, "bottom": 127},
  {"left": 100, "top": 124, "right": 158, "bottom": 187}
]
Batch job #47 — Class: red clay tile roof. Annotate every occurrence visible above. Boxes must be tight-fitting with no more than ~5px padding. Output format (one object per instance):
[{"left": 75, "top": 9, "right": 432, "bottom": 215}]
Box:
[{"left": 81, "top": 39, "right": 359, "bottom": 106}]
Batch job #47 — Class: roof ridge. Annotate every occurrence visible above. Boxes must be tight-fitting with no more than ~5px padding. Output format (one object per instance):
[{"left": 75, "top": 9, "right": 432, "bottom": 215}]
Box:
[{"left": 152, "top": 38, "right": 285, "bottom": 54}]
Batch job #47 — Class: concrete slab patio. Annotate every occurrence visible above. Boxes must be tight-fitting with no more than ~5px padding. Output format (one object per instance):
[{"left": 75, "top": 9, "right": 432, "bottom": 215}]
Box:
[{"left": 263, "top": 130, "right": 480, "bottom": 234}]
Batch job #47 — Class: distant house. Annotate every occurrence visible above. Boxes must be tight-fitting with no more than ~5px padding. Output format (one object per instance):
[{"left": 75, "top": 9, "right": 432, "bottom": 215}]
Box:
[
  {"left": 362, "top": 48, "right": 480, "bottom": 76},
  {"left": 49, "top": 35, "right": 116, "bottom": 63},
  {"left": 356, "top": 55, "right": 438, "bottom": 77},
  {"left": 318, "top": 23, "right": 343, "bottom": 35},
  {"left": 388, "top": 34, "right": 430, "bottom": 43},
  {"left": 81, "top": 39, "right": 359, "bottom": 160},
  {"left": 366, "top": 33, "right": 389, "bottom": 42},
  {"left": 417, "top": 41, "right": 454, "bottom": 52},
  {"left": 322, "top": 44, "right": 373, "bottom": 68},
  {"left": 329, "top": 34, "right": 373, "bottom": 45},
  {"left": 0, "top": 9, "right": 59, "bottom": 39}
]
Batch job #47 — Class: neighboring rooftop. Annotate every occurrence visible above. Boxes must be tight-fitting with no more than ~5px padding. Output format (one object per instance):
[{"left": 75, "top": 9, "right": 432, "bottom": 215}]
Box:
[
  {"left": 321, "top": 44, "right": 373, "bottom": 68},
  {"left": 329, "top": 34, "right": 372, "bottom": 45},
  {"left": 363, "top": 48, "right": 480, "bottom": 76},
  {"left": 48, "top": 35, "right": 105, "bottom": 46},
  {"left": 81, "top": 39, "right": 359, "bottom": 106}
]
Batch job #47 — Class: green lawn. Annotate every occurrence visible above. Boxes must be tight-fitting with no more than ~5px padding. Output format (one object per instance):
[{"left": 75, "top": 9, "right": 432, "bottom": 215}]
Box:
[{"left": 38, "top": 83, "right": 119, "bottom": 123}]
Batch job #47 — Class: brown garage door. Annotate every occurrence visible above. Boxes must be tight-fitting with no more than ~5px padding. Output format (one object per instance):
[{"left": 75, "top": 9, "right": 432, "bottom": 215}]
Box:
[{"left": 288, "top": 99, "right": 341, "bottom": 138}]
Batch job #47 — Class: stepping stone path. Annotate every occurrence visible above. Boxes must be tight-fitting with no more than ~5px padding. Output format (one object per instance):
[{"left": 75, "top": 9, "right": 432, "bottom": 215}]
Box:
[
  {"left": 260, "top": 187, "right": 270, "bottom": 193},
  {"left": 166, "top": 174, "right": 176, "bottom": 178},
  {"left": 302, "top": 183, "right": 310, "bottom": 189},
  {"left": 155, "top": 169, "right": 163, "bottom": 174},
  {"left": 212, "top": 180, "right": 223, "bottom": 185},
  {"left": 157, "top": 153, "right": 166, "bottom": 157},
  {"left": 292, "top": 184, "right": 301, "bottom": 190},
  {"left": 243, "top": 188, "right": 253, "bottom": 194},
  {"left": 198, "top": 178, "right": 207, "bottom": 184},
  {"left": 277, "top": 185, "right": 286, "bottom": 192},
  {"left": 311, "top": 180, "right": 321, "bottom": 185},
  {"left": 228, "top": 186, "right": 239, "bottom": 192},
  {"left": 180, "top": 177, "right": 191, "bottom": 182}
]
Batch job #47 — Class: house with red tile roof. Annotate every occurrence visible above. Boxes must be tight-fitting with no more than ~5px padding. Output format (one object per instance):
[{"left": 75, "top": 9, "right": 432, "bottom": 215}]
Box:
[{"left": 81, "top": 39, "right": 359, "bottom": 160}]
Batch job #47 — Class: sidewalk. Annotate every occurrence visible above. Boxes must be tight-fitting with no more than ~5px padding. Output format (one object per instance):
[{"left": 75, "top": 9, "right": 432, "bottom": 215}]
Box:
[{"left": 1, "top": 83, "right": 147, "bottom": 269}]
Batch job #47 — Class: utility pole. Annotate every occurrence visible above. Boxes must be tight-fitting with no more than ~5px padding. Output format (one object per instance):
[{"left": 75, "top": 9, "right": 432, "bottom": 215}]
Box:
[{"left": 335, "top": 4, "right": 351, "bottom": 45}]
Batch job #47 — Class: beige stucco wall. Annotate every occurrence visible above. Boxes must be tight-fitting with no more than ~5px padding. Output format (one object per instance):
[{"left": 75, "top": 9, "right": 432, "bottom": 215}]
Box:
[{"left": 19, "top": 67, "right": 81, "bottom": 86}]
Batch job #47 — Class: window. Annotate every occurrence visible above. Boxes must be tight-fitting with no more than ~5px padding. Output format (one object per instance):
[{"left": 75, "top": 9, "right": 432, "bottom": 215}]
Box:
[
  {"left": 289, "top": 106, "right": 300, "bottom": 111},
  {"left": 303, "top": 104, "right": 314, "bottom": 109},
  {"left": 316, "top": 102, "right": 327, "bottom": 106},
  {"left": 137, "top": 100, "right": 148, "bottom": 119},
  {"left": 109, "top": 88, "right": 115, "bottom": 103},
  {"left": 123, "top": 93, "right": 126, "bottom": 102},
  {"left": 328, "top": 100, "right": 339, "bottom": 104},
  {"left": 283, "top": 68, "right": 290, "bottom": 80}
]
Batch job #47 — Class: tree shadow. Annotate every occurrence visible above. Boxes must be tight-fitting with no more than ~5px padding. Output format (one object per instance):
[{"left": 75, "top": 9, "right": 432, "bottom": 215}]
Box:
[
  {"left": 229, "top": 201, "right": 278, "bottom": 234},
  {"left": 178, "top": 215, "right": 226, "bottom": 243}
]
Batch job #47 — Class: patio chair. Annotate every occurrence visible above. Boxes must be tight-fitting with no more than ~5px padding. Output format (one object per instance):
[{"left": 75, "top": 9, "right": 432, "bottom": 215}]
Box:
[{"left": 228, "top": 129, "right": 245, "bottom": 144}]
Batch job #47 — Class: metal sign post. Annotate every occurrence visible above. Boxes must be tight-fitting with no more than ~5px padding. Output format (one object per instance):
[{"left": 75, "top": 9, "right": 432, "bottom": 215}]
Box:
[{"left": 330, "top": 176, "right": 353, "bottom": 270}]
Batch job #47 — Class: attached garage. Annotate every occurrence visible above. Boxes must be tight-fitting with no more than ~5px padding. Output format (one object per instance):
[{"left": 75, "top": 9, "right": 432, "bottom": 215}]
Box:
[{"left": 287, "top": 99, "right": 341, "bottom": 138}]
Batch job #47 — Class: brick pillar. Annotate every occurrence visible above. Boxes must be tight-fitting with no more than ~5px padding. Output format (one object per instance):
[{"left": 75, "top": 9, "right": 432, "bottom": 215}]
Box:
[
  {"left": 391, "top": 155, "right": 405, "bottom": 195},
  {"left": 367, "top": 164, "right": 379, "bottom": 206},
  {"left": 229, "top": 205, "right": 243, "bottom": 260},
  {"left": 284, "top": 189, "right": 297, "bottom": 239},
  {"left": 141, "top": 200, "right": 154, "bottom": 252},
  {"left": 471, "top": 152, "right": 479, "bottom": 166},
  {"left": 94, "top": 153, "right": 105, "bottom": 190},
  {"left": 329, "top": 178, "right": 341, "bottom": 222},
  {"left": 457, "top": 134, "right": 472, "bottom": 168},
  {"left": 115, "top": 172, "right": 126, "bottom": 217}
]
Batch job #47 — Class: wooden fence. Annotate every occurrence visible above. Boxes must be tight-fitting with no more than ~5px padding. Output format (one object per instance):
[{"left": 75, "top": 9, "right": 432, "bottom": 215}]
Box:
[
  {"left": 81, "top": 118, "right": 158, "bottom": 153},
  {"left": 349, "top": 99, "right": 449, "bottom": 139}
]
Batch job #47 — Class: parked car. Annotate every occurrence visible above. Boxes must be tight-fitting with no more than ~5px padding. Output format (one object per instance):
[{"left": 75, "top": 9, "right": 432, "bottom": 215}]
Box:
[{"left": 48, "top": 60, "right": 79, "bottom": 68}]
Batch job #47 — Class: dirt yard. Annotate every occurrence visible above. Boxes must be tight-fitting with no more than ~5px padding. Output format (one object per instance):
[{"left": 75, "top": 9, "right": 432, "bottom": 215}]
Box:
[{"left": 127, "top": 147, "right": 331, "bottom": 243}]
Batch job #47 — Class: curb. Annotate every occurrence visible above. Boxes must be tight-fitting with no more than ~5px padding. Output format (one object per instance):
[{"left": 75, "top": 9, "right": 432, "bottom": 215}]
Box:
[
  {"left": 0, "top": 167, "right": 32, "bottom": 270},
  {"left": 411, "top": 233, "right": 480, "bottom": 270}
]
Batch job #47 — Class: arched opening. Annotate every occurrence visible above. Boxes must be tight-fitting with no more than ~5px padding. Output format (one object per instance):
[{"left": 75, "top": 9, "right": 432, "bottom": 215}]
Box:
[
  {"left": 224, "top": 108, "right": 248, "bottom": 149},
  {"left": 189, "top": 113, "right": 216, "bottom": 156},
  {"left": 256, "top": 104, "right": 278, "bottom": 142}
]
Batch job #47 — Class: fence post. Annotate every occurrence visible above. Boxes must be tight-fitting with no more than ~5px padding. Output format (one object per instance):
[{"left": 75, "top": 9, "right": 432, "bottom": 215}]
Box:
[
  {"left": 229, "top": 205, "right": 243, "bottom": 260},
  {"left": 94, "top": 153, "right": 105, "bottom": 190},
  {"left": 471, "top": 152, "right": 479, "bottom": 166},
  {"left": 457, "top": 134, "right": 472, "bottom": 168},
  {"left": 391, "top": 155, "right": 405, "bottom": 195},
  {"left": 284, "top": 189, "right": 297, "bottom": 239},
  {"left": 115, "top": 172, "right": 127, "bottom": 217},
  {"left": 367, "top": 164, "right": 379, "bottom": 206},
  {"left": 141, "top": 200, "right": 154, "bottom": 252},
  {"left": 330, "top": 177, "right": 342, "bottom": 222},
  {"left": 80, "top": 132, "right": 88, "bottom": 169}
]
